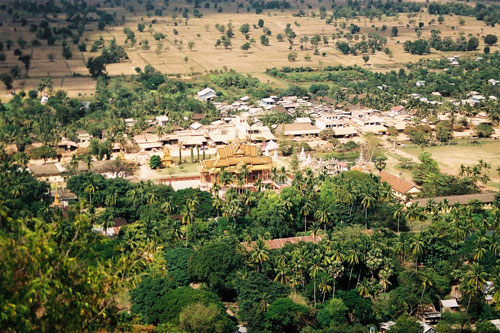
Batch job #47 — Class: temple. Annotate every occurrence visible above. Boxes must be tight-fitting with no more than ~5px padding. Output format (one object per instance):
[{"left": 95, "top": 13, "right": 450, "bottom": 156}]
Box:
[{"left": 199, "top": 138, "right": 274, "bottom": 192}]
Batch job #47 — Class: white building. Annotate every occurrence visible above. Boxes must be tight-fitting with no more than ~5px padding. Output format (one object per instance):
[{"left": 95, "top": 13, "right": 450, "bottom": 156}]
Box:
[{"left": 197, "top": 87, "right": 217, "bottom": 101}]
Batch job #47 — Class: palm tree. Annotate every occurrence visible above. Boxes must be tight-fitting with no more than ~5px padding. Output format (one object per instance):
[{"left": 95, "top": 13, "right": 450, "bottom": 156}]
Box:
[
  {"left": 181, "top": 196, "right": 198, "bottom": 247},
  {"left": 161, "top": 198, "right": 173, "bottom": 215},
  {"left": 419, "top": 271, "right": 433, "bottom": 303},
  {"left": 315, "top": 207, "right": 329, "bottom": 232},
  {"left": 126, "top": 189, "right": 138, "bottom": 212},
  {"left": 309, "top": 258, "right": 324, "bottom": 306},
  {"left": 251, "top": 237, "right": 270, "bottom": 273},
  {"left": 254, "top": 178, "right": 264, "bottom": 192},
  {"left": 346, "top": 247, "right": 360, "bottom": 288},
  {"left": 358, "top": 279, "right": 371, "bottom": 298},
  {"left": 327, "top": 260, "right": 344, "bottom": 297},
  {"left": 361, "top": 192, "right": 376, "bottom": 229},
  {"left": 318, "top": 273, "right": 333, "bottom": 303},
  {"left": 84, "top": 183, "right": 95, "bottom": 208},
  {"left": 102, "top": 218, "right": 115, "bottom": 236},
  {"left": 463, "top": 262, "right": 487, "bottom": 312},
  {"left": 300, "top": 200, "right": 313, "bottom": 232},
  {"left": 393, "top": 203, "right": 405, "bottom": 233},
  {"left": 410, "top": 234, "right": 425, "bottom": 269}
]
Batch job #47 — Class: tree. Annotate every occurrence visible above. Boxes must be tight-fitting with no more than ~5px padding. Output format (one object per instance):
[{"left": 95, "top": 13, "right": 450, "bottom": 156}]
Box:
[
  {"left": 288, "top": 51, "right": 297, "bottom": 62},
  {"left": 240, "top": 23, "right": 250, "bottom": 34},
  {"left": 179, "top": 303, "right": 235, "bottom": 333},
  {"left": 337, "top": 42, "right": 350, "bottom": 54},
  {"left": 475, "top": 124, "right": 494, "bottom": 138},
  {"left": 0, "top": 73, "right": 13, "bottom": 89},
  {"left": 258, "top": 19, "right": 264, "bottom": 28},
  {"left": 188, "top": 239, "right": 244, "bottom": 298},
  {"left": 241, "top": 42, "right": 251, "bottom": 50},
  {"left": 188, "top": 41, "right": 195, "bottom": 50},
  {"left": 62, "top": 46, "right": 72, "bottom": 59},
  {"left": 388, "top": 314, "right": 422, "bottom": 332},
  {"left": 391, "top": 26, "right": 399, "bottom": 37},
  {"left": 362, "top": 55, "right": 369, "bottom": 64},
  {"left": 374, "top": 155, "right": 387, "bottom": 172},
  {"left": 484, "top": 34, "right": 498, "bottom": 46},
  {"left": 467, "top": 37, "right": 479, "bottom": 51},
  {"left": 138, "top": 23, "right": 145, "bottom": 32},
  {"left": 317, "top": 298, "right": 348, "bottom": 328},
  {"left": 264, "top": 298, "right": 309, "bottom": 332},
  {"left": 260, "top": 35, "right": 269, "bottom": 46},
  {"left": 86, "top": 57, "right": 107, "bottom": 78},
  {"left": 251, "top": 237, "right": 270, "bottom": 273},
  {"left": 438, "top": 15, "right": 445, "bottom": 24},
  {"left": 0, "top": 218, "right": 124, "bottom": 331},
  {"left": 149, "top": 155, "right": 161, "bottom": 169},
  {"left": 30, "top": 145, "right": 56, "bottom": 164}
]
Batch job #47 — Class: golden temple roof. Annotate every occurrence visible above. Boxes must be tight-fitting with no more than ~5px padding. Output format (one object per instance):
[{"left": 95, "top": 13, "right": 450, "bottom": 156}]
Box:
[{"left": 200, "top": 138, "right": 272, "bottom": 173}]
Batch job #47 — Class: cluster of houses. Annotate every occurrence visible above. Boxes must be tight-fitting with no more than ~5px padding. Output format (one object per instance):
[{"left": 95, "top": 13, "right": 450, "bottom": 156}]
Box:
[{"left": 380, "top": 282, "right": 498, "bottom": 333}]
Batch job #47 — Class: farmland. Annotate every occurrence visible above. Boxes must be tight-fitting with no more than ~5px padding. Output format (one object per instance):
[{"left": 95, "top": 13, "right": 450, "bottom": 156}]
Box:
[{"left": 0, "top": 0, "right": 499, "bottom": 97}]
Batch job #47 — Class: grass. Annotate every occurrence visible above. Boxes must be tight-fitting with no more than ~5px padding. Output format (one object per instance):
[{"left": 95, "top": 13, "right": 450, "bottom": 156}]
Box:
[
  {"left": 154, "top": 162, "right": 200, "bottom": 178},
  {"left": 402, "top": 140, "right": 500, "bottom": 189}
]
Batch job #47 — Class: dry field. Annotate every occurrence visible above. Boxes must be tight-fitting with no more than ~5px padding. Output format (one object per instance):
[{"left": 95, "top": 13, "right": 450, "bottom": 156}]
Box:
[
  {"left": 393, "top": 141, "right": 500, "bottom": 189},
  {"left": 0, "top": 0, "right": 499, "bottom": 97}
]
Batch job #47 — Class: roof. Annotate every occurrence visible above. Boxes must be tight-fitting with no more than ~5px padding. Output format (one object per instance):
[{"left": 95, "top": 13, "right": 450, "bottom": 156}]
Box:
[
  {"left": 275, "top": 123, "right": 320, "bottom": 136},
  {"left": 197, "top": 87, "right": 216, "bottom": 97},
  {"left": 412, "top": 192, "right": 497, "bottom": 207},
  {"left": 241, "top": 235, "right": 323, "bottom": 251},
  {"left": 50, "top": 188, "right": 77, "bottom": 201},
  {"left": 441, "top": 299, "right": 459, "bottom": 308},
  {"left": 200, "top": 138, "right": 272, "bottom": 172},
  {"left": 489, "top": 319, "right": 500, "bottom": 330},
  {"left": 178, "top": 135, "right": 206, "bottom": 146},
  {"left": 380, "top": 171, "right": 418, "bottom": 195},
  {"left": 28, "top": 163, "right": 64, "bottom": 176}
]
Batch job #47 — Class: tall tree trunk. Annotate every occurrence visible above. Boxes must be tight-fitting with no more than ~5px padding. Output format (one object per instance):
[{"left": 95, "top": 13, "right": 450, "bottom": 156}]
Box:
[
  {"left": 304, "top": 216, "right": 307, "bottom": 232},
  {"left": 313, "top": 281, "right": 317, "bottom": 306},
  {"left": 348, "top": 266, "right": 354, "bottom": 289}
]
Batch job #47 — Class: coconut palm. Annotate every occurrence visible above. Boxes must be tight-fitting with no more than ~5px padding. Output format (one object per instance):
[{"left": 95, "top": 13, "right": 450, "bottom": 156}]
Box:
[
  {"left": 309, "top": 258, "right": 324, "bottom": 306},
  {"left": 361, "top": 192, "right": 376, "bottom": 228},
  {"left": 463, "top": 262, "right": 487, "bottom": 312},
  {"left": 300, "top": 200, "right": 313, "bottom": 232},
  {"left": 410, "top": 234, "right": 425, "bottom": 269},
  {"left": 251, "top": 237, "right": 270, "bottom": 273}
]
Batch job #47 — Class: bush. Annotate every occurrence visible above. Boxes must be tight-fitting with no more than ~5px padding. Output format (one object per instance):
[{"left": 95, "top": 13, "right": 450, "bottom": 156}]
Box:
[{"left": 149, "top": 155, "right": 161, "bottom": 169}]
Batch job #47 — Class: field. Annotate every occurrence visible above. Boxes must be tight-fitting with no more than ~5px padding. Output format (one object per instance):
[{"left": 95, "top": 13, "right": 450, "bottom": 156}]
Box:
[
  {"left": 394, "top": 140, "right": 500, "bottom": 189},
  {"left": 1, "top": 0, "right": 499, "bottom": 97}
]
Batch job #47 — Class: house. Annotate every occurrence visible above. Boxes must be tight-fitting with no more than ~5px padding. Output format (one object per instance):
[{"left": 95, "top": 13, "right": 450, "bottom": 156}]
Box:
[
  {"left": 76, "top": 130, "right": 92, "bottom": 144},
  {"left": 134, "top": 134, "right": 163, "bottom": 151},
  {"left": 28, "top": 163, "right": 66, "bottom": 183},
  {"left": 189, "top": 122, "right": 203, "bottom": 130},
  {"left": 379, "top": 171, "right": 420, "bottom": 199},
  {"left": 379, "top": 321, "right": 395, "bottom": 332},
  {"left": 488, "top": 79, "right": 500, "bottom": 86},
  {"left": 416, "top": 80, "right": 426, "bottom": 87},
  {"left": 416, "top": 304, "right": 441, "bottom": 324},
  {"left": 391, "top": 105, "right": 406, "bottom": 115},
  {"left": 294, "top": 117, "right": 312, "bottom": 124},
  {"left": 196, "top": 87, "right": 217, "bottom": 101},
  {"left": 412, "top": 192, "right": 497, "bottom": 208},
  {"left": 260, "top": 97, "right": 277, "bottom": 109},
  {"left": 420, "top": 321, "right": 436, "bottom": 333},
  {"left": 440, "top": 299, "right": 460, "bottom": 312},
  {"left": 156, "top": 116, "right": 169, "bottom": 126},
  {"left": 241, "top": 235, "right": 323, "bottom": 251},
  {"left": 485, "top": 281, "right": 494, "bottom": 303},
  {"left": 93, "top": 218, "right": 128, "bottom": 237},
  {"left": 274, "top": 123, "right": 320, "bottom": 137},
  {"left": 489, "top": 319, "right": 500, "bottom": 331}
]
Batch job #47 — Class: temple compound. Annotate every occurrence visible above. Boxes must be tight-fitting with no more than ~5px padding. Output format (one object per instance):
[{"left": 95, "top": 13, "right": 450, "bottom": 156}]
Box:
[{"left": 199, "top": 138, "right": 274, "bottom": 192}]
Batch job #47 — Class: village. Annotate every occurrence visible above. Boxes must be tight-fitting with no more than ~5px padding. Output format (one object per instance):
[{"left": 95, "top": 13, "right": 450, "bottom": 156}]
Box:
[{"left": 27, "top": 82, "right": 500, "bottom": 202}]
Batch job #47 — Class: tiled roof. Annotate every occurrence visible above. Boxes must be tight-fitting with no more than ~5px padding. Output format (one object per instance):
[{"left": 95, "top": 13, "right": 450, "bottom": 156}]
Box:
[
  {"left": 379, "top": 171, "right": 418, "bottom": 194},
  {"left": 412, "top": 192, "right": 497, "bottom": 207},
  {"left": 241, "top": 235, "right": 323, "bottom": 251}
]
